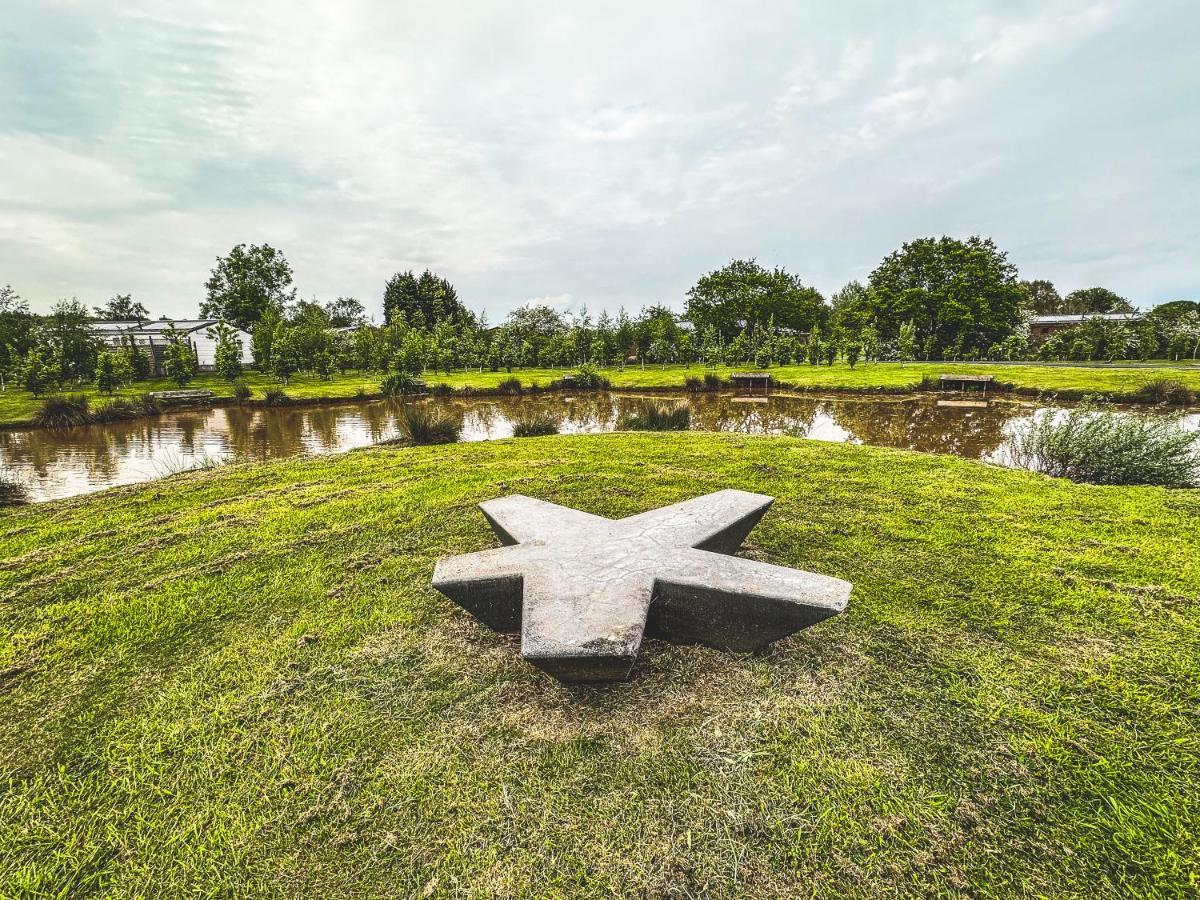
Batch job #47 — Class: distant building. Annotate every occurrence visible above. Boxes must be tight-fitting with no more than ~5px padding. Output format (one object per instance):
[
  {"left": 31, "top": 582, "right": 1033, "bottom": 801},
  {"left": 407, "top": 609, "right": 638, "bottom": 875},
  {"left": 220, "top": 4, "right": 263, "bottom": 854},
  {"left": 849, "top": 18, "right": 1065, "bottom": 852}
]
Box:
[
  {"left": 88, "top": 318, "right": 254, "bottom": 375},
  {"left": 1029, "top": 312, "right": 1141, "bottom": 344}
]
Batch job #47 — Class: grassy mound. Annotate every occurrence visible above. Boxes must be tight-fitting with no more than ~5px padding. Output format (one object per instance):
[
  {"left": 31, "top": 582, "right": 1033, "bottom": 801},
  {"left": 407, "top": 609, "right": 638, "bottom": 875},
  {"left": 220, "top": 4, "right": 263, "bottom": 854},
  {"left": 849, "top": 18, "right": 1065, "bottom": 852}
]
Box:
[{"left": 1, "top": 434, "right": 1197, "bottom": 897}]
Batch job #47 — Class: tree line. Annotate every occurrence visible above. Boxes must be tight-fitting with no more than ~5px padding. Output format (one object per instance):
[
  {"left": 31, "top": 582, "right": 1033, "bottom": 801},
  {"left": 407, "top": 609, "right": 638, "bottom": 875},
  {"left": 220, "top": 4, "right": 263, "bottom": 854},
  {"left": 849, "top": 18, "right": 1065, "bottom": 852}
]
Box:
[{"left": 2, "top": 236, "right": 1198, "bottom": 395}]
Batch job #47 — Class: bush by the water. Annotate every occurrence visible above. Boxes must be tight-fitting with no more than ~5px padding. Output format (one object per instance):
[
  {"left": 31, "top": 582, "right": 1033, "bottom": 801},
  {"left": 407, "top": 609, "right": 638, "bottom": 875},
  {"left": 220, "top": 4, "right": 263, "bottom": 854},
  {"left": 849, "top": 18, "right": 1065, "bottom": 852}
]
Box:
[
  {"left": 262, "top": 388, "right": 292, "bottom": 406},
  {"left": 231, "top": 380, "right": 252, "bottom": 403},
  {"left": 92, "top": 397, "right": 142, "bottom": 423},
  {"left": 510, "top": 409, "right": 561, "bottom": 437},
  {"left": 394, "top": 404, "right": 461, "bottom": 445},
  {"left": 1011, "top": 405, "right": 1200, "bottom": 487},
  {"left": 32, "top": 394, "right": 92, "bottom": 428},
  {"left": 1135, "top": 378, "right": 1195, "bottom": 407},
  {"left": 617, "top": 400, "right": 691, "bottom": 431},
  {"left": 496, "top": 377, "right": 524, "bottom": 395},
  {"left": 0, "top": 471, "right": 29, "bottom": 507},
  {"left": 571, "top": 364, "right": 610, "bottom": 390},
  {"left": 380, "top": 372, "right": 419, "bottom": 396}
]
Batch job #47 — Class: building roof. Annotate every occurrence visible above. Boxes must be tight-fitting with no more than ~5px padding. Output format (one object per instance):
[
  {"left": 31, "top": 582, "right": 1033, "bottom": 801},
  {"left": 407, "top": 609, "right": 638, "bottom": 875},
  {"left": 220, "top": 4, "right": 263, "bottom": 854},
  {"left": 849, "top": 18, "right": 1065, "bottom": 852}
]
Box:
[{"left": 1030, "top": 313, "right": 1141, "bottom": 325}]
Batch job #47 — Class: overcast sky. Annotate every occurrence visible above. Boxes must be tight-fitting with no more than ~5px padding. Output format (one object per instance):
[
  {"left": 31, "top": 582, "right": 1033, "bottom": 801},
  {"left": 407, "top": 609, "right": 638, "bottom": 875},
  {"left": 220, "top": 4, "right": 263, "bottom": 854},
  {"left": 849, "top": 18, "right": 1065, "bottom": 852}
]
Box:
[{"left": 1, "top": 0, "right": 1197, "bottom": 320}]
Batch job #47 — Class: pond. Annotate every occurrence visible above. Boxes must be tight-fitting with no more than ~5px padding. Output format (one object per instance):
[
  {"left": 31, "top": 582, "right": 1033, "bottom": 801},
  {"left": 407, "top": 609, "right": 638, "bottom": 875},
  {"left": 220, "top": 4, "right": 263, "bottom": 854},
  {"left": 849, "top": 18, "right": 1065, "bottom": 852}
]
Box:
[{"left": 2, "top": 392, "right": 1196, "bottom": 502}]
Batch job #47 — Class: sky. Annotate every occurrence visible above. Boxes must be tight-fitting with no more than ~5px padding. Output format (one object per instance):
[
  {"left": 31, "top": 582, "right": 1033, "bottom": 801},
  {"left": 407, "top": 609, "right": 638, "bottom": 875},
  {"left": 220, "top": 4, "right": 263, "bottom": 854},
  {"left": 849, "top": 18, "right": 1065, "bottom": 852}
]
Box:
[{"left": 1, "top": 0, "right": 1197, "bottom": 321}]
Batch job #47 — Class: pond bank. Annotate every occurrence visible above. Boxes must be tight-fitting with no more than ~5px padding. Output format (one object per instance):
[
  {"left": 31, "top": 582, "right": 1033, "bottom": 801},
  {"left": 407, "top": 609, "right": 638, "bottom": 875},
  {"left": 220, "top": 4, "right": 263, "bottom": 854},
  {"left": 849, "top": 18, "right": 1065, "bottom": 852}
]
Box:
[{"left": 2, "top": 433, "right": 1196, "bottom": 895}]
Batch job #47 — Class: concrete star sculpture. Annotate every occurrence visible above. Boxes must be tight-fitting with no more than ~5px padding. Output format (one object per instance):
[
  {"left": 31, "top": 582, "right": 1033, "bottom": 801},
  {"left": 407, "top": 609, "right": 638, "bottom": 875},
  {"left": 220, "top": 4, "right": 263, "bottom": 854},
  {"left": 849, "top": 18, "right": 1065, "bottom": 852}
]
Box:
[{"left": 431, "top": 489, "right": 851, "bottom": 681}]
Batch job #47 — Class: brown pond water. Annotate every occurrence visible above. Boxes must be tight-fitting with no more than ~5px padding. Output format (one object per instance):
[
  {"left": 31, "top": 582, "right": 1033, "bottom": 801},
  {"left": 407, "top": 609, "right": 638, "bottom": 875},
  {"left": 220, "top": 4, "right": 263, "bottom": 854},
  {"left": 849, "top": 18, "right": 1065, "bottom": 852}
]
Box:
[{"left": 2, "top": 392, "right": 1196, "bottom": 502}]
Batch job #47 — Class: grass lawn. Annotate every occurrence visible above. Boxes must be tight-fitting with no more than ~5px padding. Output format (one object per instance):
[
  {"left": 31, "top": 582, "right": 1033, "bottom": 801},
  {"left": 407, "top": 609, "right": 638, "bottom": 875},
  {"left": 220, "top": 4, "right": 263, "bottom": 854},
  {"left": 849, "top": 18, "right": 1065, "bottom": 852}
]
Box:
[
  {"left": 1, "top": 433, "right": 1198, "bottom": 896},
  {"left": 2, "top": 361, "right": 1199, "bottom": 427}
]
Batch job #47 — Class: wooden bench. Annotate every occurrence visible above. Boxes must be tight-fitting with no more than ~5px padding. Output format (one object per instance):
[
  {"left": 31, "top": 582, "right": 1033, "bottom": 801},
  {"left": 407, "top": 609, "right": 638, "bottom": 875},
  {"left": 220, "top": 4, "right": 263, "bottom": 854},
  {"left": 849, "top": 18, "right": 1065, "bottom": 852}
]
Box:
[
  {"left": 730, "top": 372, "right": 772, "bottom": 396},
  {"left": 148, "top": 389, "right": 216, "bottom": 404},
  {"left": 938, "top": 374, "right": 994, "bottom": 395}
]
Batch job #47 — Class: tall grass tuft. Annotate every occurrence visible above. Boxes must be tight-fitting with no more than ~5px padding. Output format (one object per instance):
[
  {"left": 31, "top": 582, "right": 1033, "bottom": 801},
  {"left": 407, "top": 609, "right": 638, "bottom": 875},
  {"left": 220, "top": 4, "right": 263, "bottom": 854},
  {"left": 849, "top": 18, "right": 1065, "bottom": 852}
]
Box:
[
  {"left": 262, "top": 387, "right": 292, "bottom": 406},
  {"left": 380, "top": 372, "right": 418, "bottom": 396},
  {"left": 92, "top": 397, "right": 142, "bottom": 423},
  {"left": 511, "top": 409, "right": 561, "bottom": 437},
  {"left": 231, "top": 380, "right": 252, "bottom": 403},
  {"left": 1010, "top": 405, "right": 1200, "bottom": 487},
  {"left": 394, "top": 404, "right": 461, "bottom": 445},
  {"left": 617, "top": 400, "right": 691, "bottom": 432},
  {"left": 0, "top": 471, "right": 29, "bottom": 507},
  {"left": 1135, "top": 378, "right": 1195, "bottom": 407},
  {"left": 496, "top": 377, "right": 524, "bottom": 396},
  {"left": 32, "top": 394, "right": 92, "bottom": 428}
]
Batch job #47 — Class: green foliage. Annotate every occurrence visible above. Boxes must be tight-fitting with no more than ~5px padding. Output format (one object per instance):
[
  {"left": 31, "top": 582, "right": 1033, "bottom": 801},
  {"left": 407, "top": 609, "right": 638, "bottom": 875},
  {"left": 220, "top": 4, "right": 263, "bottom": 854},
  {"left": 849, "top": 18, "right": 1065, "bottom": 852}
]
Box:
[
  {"left": 94, "top": 351, "right": 124, "bottom": 394},
  {"left": 571, "top": 364, "right": 610, "bottom": 390},
  {"left": 510, "top": 409, "right": 561, "bottom": 437},
  {"left": 383, "top": 270, "right": 469, "bottom": 328},
  {"left": 1063, "top": 286, "right": 1135, "bottom": 315},
  {"left": 845, "top": 342, "right": 861, "bottom": 368},
  {"left": 496, "top": 377, "right": 524, "bottom": 395},
  {"left": 201, "top": 243, "right": 296, "bottom": 329},
  {"left": 616, "top": 399, "right": 691, "bottom": 431},
  {"left": 92, "top": 397, "right": 143, "bottom": 423},
  {"left": 862, "top": 236, "right": 1024, "bottom": 359},
  {"left": 230, "top": 380, "right": 252, "bottom": 403},
  {"left": 209, "top": 323, "right": 245, "bottom": 381},
  {"left": 269, "top": 326, "right": 301, "bottom": 384},
  {"left": 1038, "top": 316, "right": 1134, "bottom": 362},
  {"left": 33, "top": 394, "right": 91, "bottom": 428},
  {"left": 1011, "top": 406, "right": 1199, "bottom": 486},
  {"left": 0, "top": 470, "right": 28, "bottom": 506},
  {"left": 94, "top": 293, "right": 149, "bottom": 320},
  {"left": 685, "top": 258, "right": 827, "bottom": 340},
  {"left": 262, "top": 387, "right": 291, "bottom": 406},
  {"left": 394, "top": 404, "right": 461, "bottom": 444},
  {"left": 380, "top": 372, "right": 419, "bottom": 396},
  {"left": 163, "top": 327, "right": 198, "bottom": 387},
  {"left": 1134, "top": 378, "right": 1195, "bottom": 407},
  {"left": 0, "top": 284, "right": 36, "bottom": 381},
  {"left": 1020, "top": 279, "right": 1062, "bottom": 314},
  {"left": 19, "top": 342, "right": 57, "bottom": 396}
]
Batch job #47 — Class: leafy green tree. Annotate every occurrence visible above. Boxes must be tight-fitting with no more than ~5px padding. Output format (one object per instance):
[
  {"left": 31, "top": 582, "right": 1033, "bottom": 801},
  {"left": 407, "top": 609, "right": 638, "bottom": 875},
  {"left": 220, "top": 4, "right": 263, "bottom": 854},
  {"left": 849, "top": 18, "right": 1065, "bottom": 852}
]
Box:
[
  {"left": 252, "top": 303, "right": 284, "bottom": 370},
  {"left": 94, "top": 350, "right": 130, "bottom": 393},
  {"left": 209, "top": 323, "right": 245, "bottom": 381},
  {"left": 163, "top": 327, "right": 198, "bottom": 386},
  {"left": 685, "top": 259, "right": 827, "bottom": 340},
  {"left": 867, "top": 236, "right": 1024, "bottom": 359},
  {"left": 201, "top": 244, "right": 296, "bottom": 329},
  {"left": 845, "top": 342, "right": 861, "bottom": 368},
  {"left": 1020, "top": 280, "right": 1062, "bottom": 315},
  {"left": 859, "top": 323, "right": 880, "bottom": 363},
  {"left": 1062, "top": 287, "right": 1135, "bottom": 315},
  {"left": 393, "top": 329, "right": 427, "bottom": 374},
  {"left": 324, "top": 297, "right": 367, "bottom": 328},
  {"left": 123, "top": 338, "right": 151, "bottom": 380},
  {"left": 383, "top": 270, "right": 469, "bottom": 327},
  {"left": 0, "top": 285, "right": 35, "bottom": 389},
  {"left": 94, "top": 293, "right": 149, "bottom": 320},
  {"left": 806, "top": 326, "right": 823, "bottom": 366},
  {"left": 19, "top": 342, "right": 57, "bottom": 396},
  {"left": 44, "top": 299, "right": 99, "bottom": 382},
  {"left": 270, "top": 326, "right": 301, "bottom": 383},
  {"left": 897, "top": 320, "right": 917, "bottom": 360},
  {"left": 830, "top": 281, "right": 872, "bottom": 339}
]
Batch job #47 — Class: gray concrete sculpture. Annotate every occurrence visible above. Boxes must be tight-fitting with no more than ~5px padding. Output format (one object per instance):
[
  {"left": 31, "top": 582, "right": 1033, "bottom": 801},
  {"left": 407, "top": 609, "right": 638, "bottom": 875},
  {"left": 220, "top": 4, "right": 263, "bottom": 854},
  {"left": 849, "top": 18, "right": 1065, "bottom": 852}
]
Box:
[{"left": 431, "top": 489, "right": 851, "bottom": 681}]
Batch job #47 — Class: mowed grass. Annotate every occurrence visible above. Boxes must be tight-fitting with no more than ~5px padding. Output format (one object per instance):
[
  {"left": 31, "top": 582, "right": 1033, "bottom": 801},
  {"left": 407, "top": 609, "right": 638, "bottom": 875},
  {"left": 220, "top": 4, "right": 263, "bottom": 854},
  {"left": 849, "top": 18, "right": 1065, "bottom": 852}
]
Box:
[
  {"left": 2, "top": 360, "right": 1199, "bottom": 426},
  {"left": 1, "top": 433, "right": 1198, "bottom": 897}
]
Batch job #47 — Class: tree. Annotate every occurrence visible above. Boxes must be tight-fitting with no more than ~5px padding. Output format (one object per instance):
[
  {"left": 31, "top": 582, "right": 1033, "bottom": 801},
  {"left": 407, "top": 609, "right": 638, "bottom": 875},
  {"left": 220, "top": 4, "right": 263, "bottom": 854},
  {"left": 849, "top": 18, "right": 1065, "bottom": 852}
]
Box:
[
  {"left": 859, "top": 323, "right": 880, "bottom": 363},
  {"left": 94, "top": 293, "right": 149, "bottom": 320},
  {"left": 94, "top": 350, "right": 131, "bottom": 393},
  {"left": 209, "top": 322, "right": 244, "bottom": 381},
  {"left": 383, "top": 269, "right": 469, "bottom": 327},
  {"left": 0, "top": 285, "right": 35, "bottom": 389},
  {"left": 19, "top": 342, "right": 56, "bottom": 396},
  {"left": 867, "top": 236, "right": 1024, "bottom": 359},
  {"left": 163, "top": 327, "right": 198, "bottom": 386},
  {"left": 270, "top": 325, "right": 301, "bottom": 383},
  {"left": 830, "top": 281, "right": 873, "bottom": 339},
  {"left": 252, "top": 303, "right": 284, "bottom": 370},
  {"left": 1062, "top": 287, "right": 1135, "bottom": 315},
  {"left": 201, "top": 243, "right": 296, "bottom": 329},
  {"left": 685, "top": 259, "right": 827, "bottom": 340},
  {"left": 324, "top": 297, "right": 367, "bottom": 328},
  {"left": 44, "top": 299, "right": 99, "bottom": 382},
  {"left": 1020, "top": 280, "right": 1062, "bottom": 315},
  {"left": 897, "top": 320, "right": 917, "bottom": 360}
]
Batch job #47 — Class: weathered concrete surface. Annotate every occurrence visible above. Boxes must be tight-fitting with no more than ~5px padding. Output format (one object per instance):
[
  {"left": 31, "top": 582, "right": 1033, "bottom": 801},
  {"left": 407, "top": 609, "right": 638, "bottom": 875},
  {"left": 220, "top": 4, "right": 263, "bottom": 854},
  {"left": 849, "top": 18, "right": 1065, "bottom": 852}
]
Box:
[{"left": 432, "top": 490, "right": 851, "bottom": 681}]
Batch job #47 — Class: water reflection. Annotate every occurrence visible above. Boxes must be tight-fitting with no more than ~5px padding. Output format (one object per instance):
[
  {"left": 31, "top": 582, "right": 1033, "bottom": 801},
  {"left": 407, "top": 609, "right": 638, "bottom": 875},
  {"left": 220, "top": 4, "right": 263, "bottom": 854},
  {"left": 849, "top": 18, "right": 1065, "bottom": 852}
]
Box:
[{"left": 1, "top": 393, "right": 1194, "bottom": 502}]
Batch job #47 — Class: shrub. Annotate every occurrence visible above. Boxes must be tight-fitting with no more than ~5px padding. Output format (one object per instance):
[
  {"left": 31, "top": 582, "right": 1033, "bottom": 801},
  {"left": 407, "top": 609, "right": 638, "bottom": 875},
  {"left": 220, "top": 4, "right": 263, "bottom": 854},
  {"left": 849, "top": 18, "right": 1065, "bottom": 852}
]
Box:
[
  {"left": 396, "top": 404, "right": 461, "bottom": 445},
  {"left": 262, "top": 388, "right": 292, "bottom": 406},
  {"left": 496, "top": 377, "right": 523, "bottom": 396},
  {"left": 617, "top": 400, "right": 691, "bottom": 432},
  {"left": 0, "top": 472, "right": 29, "bottom": 507},
  {"left": 572, "top": 364, "right": 610, "bottom": 390},
  {"left": 231, "top": 380, "right": 252, "bottom": 403},
  {"left": 136, "top": 393, "right": 164, "bottom": 416},
  {"left": 380, "top": 372, "right": 418, "bottom": 396},
  {"left": 1135, "top": 378, "right": 1195, "bottom": 407},
  {"left": 92, "top": 397, "right": 141, "bottom": 423},
  {"left": 430, "top": 382, "right": 455, "bottom": 397},
  {"left": 703, "top": 373, "right": 724, "bottom": 391},
  {"left": 1010, "top": 405, "right": 1200, "bottom": 487},
  {"left": 32, "top": 394, "right": 92, "bottom": 428},
  {"left": 511, "top": 409, "right": 561, "bottom": 437},
  {"left": 684, "top": 376, "right": 704, "bottom": 393}
]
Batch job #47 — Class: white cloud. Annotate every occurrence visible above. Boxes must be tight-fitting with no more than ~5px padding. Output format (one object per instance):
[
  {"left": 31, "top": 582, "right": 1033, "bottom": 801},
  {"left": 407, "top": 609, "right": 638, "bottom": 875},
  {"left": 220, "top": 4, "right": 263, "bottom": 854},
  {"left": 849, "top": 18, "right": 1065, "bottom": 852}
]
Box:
[{"left": 1, "top": 0, "right": 1196, "bottom": 317}]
